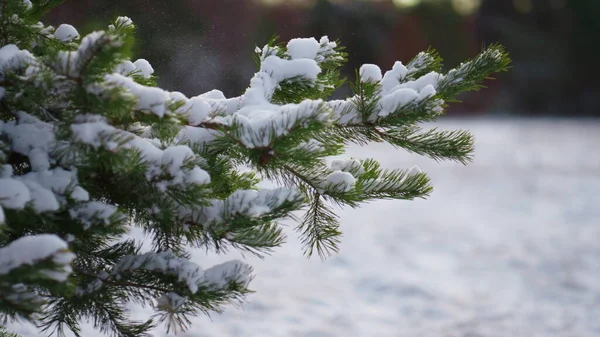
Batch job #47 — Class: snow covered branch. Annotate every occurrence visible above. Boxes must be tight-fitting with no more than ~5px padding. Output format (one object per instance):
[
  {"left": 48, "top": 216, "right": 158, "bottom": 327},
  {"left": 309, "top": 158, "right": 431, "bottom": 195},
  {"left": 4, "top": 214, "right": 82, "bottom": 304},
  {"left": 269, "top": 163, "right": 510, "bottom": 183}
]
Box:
[{"left": 0, "top": 1, "right": 510, "bottom": 334}]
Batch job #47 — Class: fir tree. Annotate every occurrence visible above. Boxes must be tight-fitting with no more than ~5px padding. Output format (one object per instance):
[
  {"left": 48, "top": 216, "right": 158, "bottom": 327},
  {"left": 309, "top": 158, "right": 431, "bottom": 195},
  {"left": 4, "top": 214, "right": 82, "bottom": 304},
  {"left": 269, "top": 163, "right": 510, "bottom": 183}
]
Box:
[{"left": 0, "top": 0, "right": 510, "bottom": 335}]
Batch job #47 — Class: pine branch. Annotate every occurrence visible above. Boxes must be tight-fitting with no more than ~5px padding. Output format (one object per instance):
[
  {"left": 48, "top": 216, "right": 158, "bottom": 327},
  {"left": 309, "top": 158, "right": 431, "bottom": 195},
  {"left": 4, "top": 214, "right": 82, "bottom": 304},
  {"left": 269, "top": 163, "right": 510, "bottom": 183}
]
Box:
[
  {"left": 75, "top": 269, "right": 172, "bottom": 294},
  {"left": 405, "top": 47, "right": 443, "bottom": 80},
  {"left": 298, "top": 191, "right": 342, "bottom": 259},
  {"left": 0, "top": 2, "right": 510, "bottom": 334},
  {"left": 373, "top": 126, "right": 475, "bottom": 164},
  {"left": 437, "top": 44, "right": 511, "bottom": 100}
]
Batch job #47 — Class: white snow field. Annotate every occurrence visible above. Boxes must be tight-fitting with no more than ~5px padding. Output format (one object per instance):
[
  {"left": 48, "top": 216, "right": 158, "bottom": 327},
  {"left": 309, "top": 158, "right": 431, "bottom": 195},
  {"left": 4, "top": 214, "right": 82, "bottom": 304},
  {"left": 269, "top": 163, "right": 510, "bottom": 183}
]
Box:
[{"left": 8, "top": 118, "right": 600, "bottom": 337}]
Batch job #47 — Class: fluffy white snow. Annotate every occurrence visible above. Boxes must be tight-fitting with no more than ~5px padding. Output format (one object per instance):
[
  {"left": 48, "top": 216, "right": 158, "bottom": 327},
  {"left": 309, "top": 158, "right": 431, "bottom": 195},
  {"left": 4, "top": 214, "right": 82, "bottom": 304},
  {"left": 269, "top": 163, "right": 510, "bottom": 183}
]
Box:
[
  {"left": 20, "top": 179, "right": 59, "bottom": 212},
  {"left": 103, "top": 73, "right": 170, "bottom": 117},
  {"left": 3, "top": 112, "right": 55, "bottom": 172},
  {"left": 0, "top": 178, "right": 30, "bottom": 209},
  {"left": 330, "top": 158, "right": 365, "bottom": 176},
  {"left": 173, "top": 95, "right": 212, "bottom": 125},
  {"left": 225, "top": 99, "right": 326, "bottom": 148},
  {"left": 57, "top": 31, "right": 109, "bottom": 77},
  {"left": 0, "top": 234, "right": 75, "bottom": 281},
  {"left": 176, "top": 126, "right": 221, "bottom": 150},
  {"left": 155, "top": 292, "right": 186, "bottom": 311},
  {"left": 203, "top": 260, "right": 252, "bottom": 289},
  {"left": 68, "top": 201, "right": 118, "bottom": 230},
  {"left": 0, "top": 44, "right": 34, "bottom": 74},
  {"left": 262, "top": 57, "right": 320, "bottom": 84},
  {"left": 407, "top": 165, "right": 422, "bottom": 176},
  {"left": 115, "top": 58, "right": 155, "bottom": 78},
  {"left": 70, "top": 116, "right": 211, "bottom": 189},
  {"left": 377, "top": 88, "right": 419, "bottom": 117},
  {"left": 115, "top": 60, "right": 136, "bottom": 75},
  {"left": 54, "top": 24, "right": 79, "bottom": 42},
  {"left": 243, "top": 45, "right": 323, "bottom": 106},
  {"left": 114, "top": 16, "right": 133, "bottom": 28},
  {"left": 418, "top": 84, "right": 437, "bottom": 101},
  {"left": 0, "top": 167, "right": 86, "bottom": 214},
  {"left": 133, "top": 59, "right": 153, "bottom": 78},
  {"left": 186, "top": 188, "right": 301, "bottom": 228},
  {"left": 161, "top": 145, "right": 195, "bottom": 176},
  {"left": 324, "top": 171, "right": 356, "bottom": 192},
  {"left": 381, "top": 61, "right": 408, "bottom": 93},
  {"left": 287, "top": 38, "right": 320, "bottom": 60},
  {"left": 113, "top": 251, "right": 206, "bottom": 293},
  {"left": 112, "top": 251, "right": 251, "bottom": 294},
  {"left": 359, "top": 64, "right": 382, "bottom": 83}
]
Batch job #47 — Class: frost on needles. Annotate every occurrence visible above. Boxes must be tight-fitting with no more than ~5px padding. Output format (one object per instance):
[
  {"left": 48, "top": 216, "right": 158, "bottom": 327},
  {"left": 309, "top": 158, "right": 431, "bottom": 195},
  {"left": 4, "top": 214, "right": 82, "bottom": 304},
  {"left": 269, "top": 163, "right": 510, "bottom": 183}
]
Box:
[{"left": 0, "top": 0, "right": 511, "bottom": 335}]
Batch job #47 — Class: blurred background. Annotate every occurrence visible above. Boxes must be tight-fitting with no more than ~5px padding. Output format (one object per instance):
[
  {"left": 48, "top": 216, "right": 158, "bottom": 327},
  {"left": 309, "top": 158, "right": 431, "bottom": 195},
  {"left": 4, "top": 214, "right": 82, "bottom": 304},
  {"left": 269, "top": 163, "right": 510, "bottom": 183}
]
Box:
[{"left": 44, "top": 0, "right": 599, "bottom": 117}]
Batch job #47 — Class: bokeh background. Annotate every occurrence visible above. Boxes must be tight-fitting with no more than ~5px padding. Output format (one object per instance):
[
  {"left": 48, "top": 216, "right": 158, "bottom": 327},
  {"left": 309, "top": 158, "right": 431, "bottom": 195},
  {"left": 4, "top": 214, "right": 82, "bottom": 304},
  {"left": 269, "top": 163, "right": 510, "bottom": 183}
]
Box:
[
  {"left": 10, "top": 1, "right": 599, "bottom": 337},
  {"left": 44, "top": 0, "right": 599, "bottom": 116}
]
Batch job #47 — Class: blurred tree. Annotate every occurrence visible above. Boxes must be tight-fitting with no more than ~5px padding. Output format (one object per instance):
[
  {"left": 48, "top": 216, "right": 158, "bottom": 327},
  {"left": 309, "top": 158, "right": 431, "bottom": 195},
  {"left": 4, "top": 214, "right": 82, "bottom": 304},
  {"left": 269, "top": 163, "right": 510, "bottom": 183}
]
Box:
[
  {"left": 0, "top": 326, "right": 20, "bottom": 337},
  {"left": 477, "top": 0, "right": 598, "bottom": 116},
  {"left": 307, "top": 0, "right": 394, "bottom": 97},
  {"left": 567, "top": 0, "right": 600, "bottom": 115}
]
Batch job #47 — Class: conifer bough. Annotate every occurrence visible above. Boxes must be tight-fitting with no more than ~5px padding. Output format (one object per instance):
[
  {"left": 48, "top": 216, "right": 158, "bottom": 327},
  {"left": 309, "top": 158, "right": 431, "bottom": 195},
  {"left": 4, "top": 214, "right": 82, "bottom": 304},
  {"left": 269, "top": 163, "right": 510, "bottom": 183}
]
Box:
[{"left": 0, "top": 0, "right": 510, "bottom": 335}]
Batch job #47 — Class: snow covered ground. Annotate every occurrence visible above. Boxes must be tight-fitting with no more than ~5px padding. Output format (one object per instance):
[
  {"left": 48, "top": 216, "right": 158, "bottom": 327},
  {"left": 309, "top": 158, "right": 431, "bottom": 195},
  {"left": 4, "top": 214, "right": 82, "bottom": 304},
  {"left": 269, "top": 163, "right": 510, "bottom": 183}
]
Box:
[{"left": 8, "top": 118, "right": 600, "bottom": 337}]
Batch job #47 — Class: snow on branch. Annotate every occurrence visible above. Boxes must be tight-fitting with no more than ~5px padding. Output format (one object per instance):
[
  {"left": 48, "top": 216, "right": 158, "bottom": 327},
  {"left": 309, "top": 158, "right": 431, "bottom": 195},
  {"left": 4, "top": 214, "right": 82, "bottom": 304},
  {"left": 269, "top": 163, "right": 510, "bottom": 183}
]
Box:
[
  {"left": 54, "top": 24, "right": 79, "bottom": 42},
  {"left": 222, "top": 99, "right": 329, "bottom": 148},
  {"left": 356, "top": 159, "right": 431, "bottom": 201},
  {"left": 181, "top": 187, "right": 302, "bottom": 228},
  {"left": 0, "top": 6, "right": 510, "bottom": 332},
  {"left": 111, "top": 251, "right": 251, "bottom": 293},
  {"left": 68, "top": 201, "right": 121, "bottom": 231},
  {"left": 245, "top": 36, "right": 342, "bottom": 106},
  {"left": 0, "top": 234, "right": 75, "bottom": 281},
  {"left": 101, "top": 73, "right": 171, "bottom": 117},
  {"left": 56, "top": 31, "right": 118, "bottom": 77},
  {"left": 69, "top": 115, "right": 211, "bottom": 190},
  {"left": 0, "top": 44, "right": 35, "bottom": 77}
]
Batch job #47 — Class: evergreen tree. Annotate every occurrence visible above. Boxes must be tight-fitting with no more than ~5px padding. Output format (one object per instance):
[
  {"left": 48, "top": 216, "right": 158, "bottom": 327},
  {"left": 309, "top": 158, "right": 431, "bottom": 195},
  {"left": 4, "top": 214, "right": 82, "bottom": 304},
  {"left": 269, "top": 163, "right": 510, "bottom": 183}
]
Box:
[{"left": 0, "top": 0, "right": 510, "bottom": 335}]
